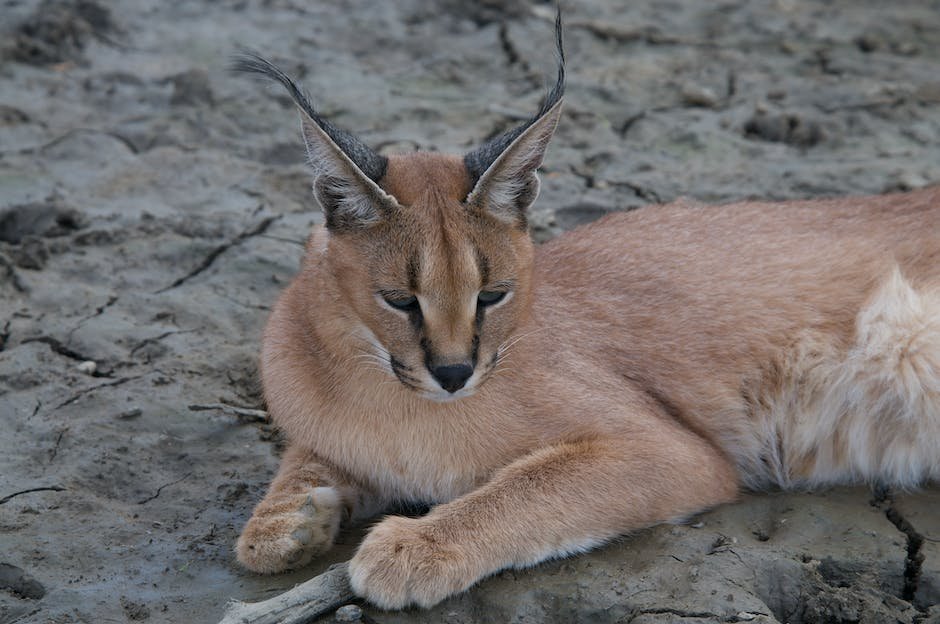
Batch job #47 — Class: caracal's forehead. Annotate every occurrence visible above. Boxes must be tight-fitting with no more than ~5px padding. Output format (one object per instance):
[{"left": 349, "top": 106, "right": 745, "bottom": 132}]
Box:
[
  {"left": 367, "top": 151, "right": 521, "bottom": 297},
  {"left": 380, "top": 153, "right": 471, "bottom": 206}
]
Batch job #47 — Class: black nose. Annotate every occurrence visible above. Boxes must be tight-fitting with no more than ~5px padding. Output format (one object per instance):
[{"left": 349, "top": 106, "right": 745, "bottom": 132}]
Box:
[{"left": 430, "top": 364, "right": 474, "bottom": 393}]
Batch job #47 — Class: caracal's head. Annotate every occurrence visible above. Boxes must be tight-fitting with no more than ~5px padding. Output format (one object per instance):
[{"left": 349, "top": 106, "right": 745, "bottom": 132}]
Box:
[{"left": 234, "top": 13, "right": 564, "bottom": 402}]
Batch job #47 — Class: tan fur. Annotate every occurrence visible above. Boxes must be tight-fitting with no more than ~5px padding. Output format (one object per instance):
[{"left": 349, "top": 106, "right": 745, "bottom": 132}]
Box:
[{"left": 235, "top": 148, "right": 940, "bottom": 607}]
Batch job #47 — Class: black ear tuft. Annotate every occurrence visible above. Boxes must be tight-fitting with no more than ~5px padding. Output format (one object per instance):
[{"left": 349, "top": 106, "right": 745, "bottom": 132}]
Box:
[
  {"left": 463, "top": 6, "right": 565, "bottom": 186},
  {"left": 230, "top": 50, "right": 388, "bottom": 182},
  {"left": 232, "top": 50, "right": 397, "bottom": 230}
]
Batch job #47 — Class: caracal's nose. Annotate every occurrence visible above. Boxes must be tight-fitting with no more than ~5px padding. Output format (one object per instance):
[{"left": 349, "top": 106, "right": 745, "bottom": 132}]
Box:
[{"left": 430, "top": 364, "right": 473, "bottom": 393}]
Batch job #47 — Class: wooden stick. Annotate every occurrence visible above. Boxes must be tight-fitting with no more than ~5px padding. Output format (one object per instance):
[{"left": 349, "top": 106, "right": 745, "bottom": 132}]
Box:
[
  {"left": 188, "top": 403, "right": 269, "bottom": 422},
  {"left": 219, "top": 563, "right": 354, "bottom": 624}
]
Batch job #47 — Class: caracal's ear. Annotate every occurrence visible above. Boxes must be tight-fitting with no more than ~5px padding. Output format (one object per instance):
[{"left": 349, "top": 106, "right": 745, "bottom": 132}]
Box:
[
  {"left": 463, "top": 7, "right": 565, "bottom": 226},
  {"left": 230, "top": 52, "right": 398, "bottom": 231}
]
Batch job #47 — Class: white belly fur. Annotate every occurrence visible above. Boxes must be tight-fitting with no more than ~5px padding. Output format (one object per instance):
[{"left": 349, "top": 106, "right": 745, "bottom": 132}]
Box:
[{"left": 745, "top": 268, "right": 940, "bottom": 489}]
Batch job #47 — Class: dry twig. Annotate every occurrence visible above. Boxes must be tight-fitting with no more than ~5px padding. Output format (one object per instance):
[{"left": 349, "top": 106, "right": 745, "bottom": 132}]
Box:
[
  {"left": 218, "top": 563, "right": 353, "bottom": 624},
  {"left": 188, "top": 403, "right": 269, "bottom": 422}
]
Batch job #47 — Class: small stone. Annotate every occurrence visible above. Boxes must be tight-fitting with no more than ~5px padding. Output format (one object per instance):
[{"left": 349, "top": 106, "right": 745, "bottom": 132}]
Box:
[
  {"left": 77, "top": 360, "right": 97, "bottom": 375},
  {"left": 120, "top": 596, "right": 150, "bottom": 621},
  {"left": 681, "top": 84, "right": 719, "bottom": 108},
  {"left": 116, "top": 407, "right": 142, "bottom": 419},
  {"left": 736, "top": 612, "right": 757, "bottom": 621},
  {"left": 11, "top": 237, "right": 49, "bottom": 270},
  {"left": 855, "top": 33, "right": 883, "bottom": 53},
  {"left": 779, "top": 40, "right": 798, "bottom": 54},
  {"left": 335, "top": 604, "right": 362, "bottom": 622},
  {"left": 170, "top": 68, "right": 215, "bottom": 107},
  {"left": 744, "top": 111, "right": 823, "bottom": 147},
  {"left": 896, "top": 172, "right": 929, "bottom": 191},
  {"left": 893, "top": 41, "right": 919, "bottom": 56},
  {"left": 914, "top": 83, "right": 940, "bottom": 104}
]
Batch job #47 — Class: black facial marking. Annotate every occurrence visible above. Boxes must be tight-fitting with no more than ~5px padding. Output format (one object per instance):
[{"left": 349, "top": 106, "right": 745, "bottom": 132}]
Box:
[
  {"left": 390, "top": 356, "right": 413, "bottom": 373},
  {"left": 474, "top": 246, "right": 490, "bottom": 286},
  {"left": 407, "top": 307, "right": 422, "bottom": 332},
  {"left": 420, "top": 336, "right": 433, "bottom": 371},
  {"left": 471, "top": 331, "right": 480, "bottom": 367},
  {"left": 391, "top": 355, "right": 420, "bottom": 389},
  {"left": 471, "top": 295, "right": 487, "bottom": 368},
  {"left": 407, "top": 253, "right": 420, "bottom": 292},
  {"left": 393, "top": 369, "right": 419, "bottom": 390},
  {"left": 474, "top": 301, "right": 486, "bottom": 331}
]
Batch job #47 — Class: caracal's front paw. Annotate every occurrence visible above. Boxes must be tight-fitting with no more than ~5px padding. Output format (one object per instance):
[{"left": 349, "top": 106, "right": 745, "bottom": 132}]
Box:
[
  {"left": 236, "top": 486, "right": 342, "bottom": 574},
  {"left": 349, "top": 516, "right": 479, "bottom": 609}
]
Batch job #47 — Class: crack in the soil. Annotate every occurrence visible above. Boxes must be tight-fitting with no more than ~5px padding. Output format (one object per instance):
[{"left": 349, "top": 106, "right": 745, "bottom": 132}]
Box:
[
  {"left": 618, "top": 110, "right": 647, "bottom": 138},
  {"left": 0, "top": 485, "right": 66, "bottom": 505},
  {"left": 628, "top": 607, "right": 769, "bottom": 622},
  {"left": 813, "top": 49, "right": 843, "bottom": 77},
  {"left": 569, "top": 19, "right": 707, "bottom": 47},
  {"left": 23, "top": 335, "right": 87, "bottom": 361},
  {"left": 47, "top": 427, "right": 68, "bottom": 464},
  {"left": 0, "top": 252, "right": 29, "bottom": 293},
  {"left": 609, "top": 179, "right": 663, "bottom": 204},
  {"left": 55, "top": 374, "right": 144, "bottom": 409},
  {"left": 155, "top": 214, "right": 279, "bottom": 293},
  {"left": 814, "top": 96, "right": 907, "bottom": 114},
  {"left": 22, "top": 335, "right": 112, "bottom": 376},
  {"left": 617, "top": 105, "right": 694, "bottom": 139},
  {"left": 498, "top": 22, "right": 521, "bottom": 67},
  {"left": 0, "top": 318, "right": 9, "bottom": 351},
  {"left": 1, "top": 127, "right": 141, "bottom": 157},
  {"left": 885, "top": 506, "right": 925, "bottom": 603},
  {"left": 567, "top": 165, "right": 664, "bottom": 206},
  {"left": 66, "top": 294, "right": 119, "bottom": 344},
  {"left": 129, "top": 328, "right": 197, "bottom": 358},
  {"left": 258, "top": 233, "right": 304, "bottom": 247},
  {"left": 216, "top": 291, "right": 271, "bottom": 311},
  {"left": 136, "top": 473, "right": 192, "bottom": 505},
  {"left": 568, "top": 165, "right": 596, "bottom": 189}
]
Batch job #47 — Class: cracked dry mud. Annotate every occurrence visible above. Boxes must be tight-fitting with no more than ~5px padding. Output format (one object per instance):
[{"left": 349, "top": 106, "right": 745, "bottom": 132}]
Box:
[{"left": 1, "top": 1, "right": 939, "bottom": 623}]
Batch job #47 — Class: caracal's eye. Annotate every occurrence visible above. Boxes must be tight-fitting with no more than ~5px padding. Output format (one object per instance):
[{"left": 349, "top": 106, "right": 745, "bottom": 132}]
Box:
[
  {"left": 477, "top": 290, "right": 507, "bottom": 306},
  {"left": 383, "top": 294, "right": 420, "bottom": 312}
]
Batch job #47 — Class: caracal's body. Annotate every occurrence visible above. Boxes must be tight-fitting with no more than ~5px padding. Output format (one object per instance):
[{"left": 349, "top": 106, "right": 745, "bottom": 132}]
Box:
[{"left": 232, "top": 15, "right": 940, "bottom": 609}]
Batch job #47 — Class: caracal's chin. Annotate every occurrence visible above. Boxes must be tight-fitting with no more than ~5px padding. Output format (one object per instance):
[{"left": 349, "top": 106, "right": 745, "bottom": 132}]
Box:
[
  {"left": 418, "top": 370, "right": 490, "bottom": 402},
  {"left": 420, "top": 386, "right": 478, "bottom": 403}
]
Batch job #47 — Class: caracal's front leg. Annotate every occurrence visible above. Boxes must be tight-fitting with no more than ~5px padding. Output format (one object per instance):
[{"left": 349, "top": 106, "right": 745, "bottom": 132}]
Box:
[
  {"left": 237, "top": 445, "right": 376, "bottom": 573},
  {"left": 349, "top": 419, "right": 739, "bottom": 609}
]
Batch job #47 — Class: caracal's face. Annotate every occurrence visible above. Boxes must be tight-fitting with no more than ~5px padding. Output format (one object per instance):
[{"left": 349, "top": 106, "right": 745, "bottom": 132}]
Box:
[{"left": 327, "top": 154, "right": 535, "bottom": 402}]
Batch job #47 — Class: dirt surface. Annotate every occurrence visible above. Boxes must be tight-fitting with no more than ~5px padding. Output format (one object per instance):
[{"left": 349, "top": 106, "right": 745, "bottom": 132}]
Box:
[{"left": 1, "top": 1, "right": 939, "bottom": 623}]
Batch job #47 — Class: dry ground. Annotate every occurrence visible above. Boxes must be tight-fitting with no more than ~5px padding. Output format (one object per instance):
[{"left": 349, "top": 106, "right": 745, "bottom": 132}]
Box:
[{"left": 1, "top": 1, "right": 939, "bottom": 622}]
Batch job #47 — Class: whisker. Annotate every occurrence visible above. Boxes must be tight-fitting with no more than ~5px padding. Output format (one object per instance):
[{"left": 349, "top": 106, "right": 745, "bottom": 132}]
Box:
[
  {"left": 351, "top": 354, "right": 389, "bottom": 364},
  {"left": 349, "top": 334, "right": 392, "bottom": 358},
  {"left": 499, "top": 326, "right": 552, "bottom": 355}
]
